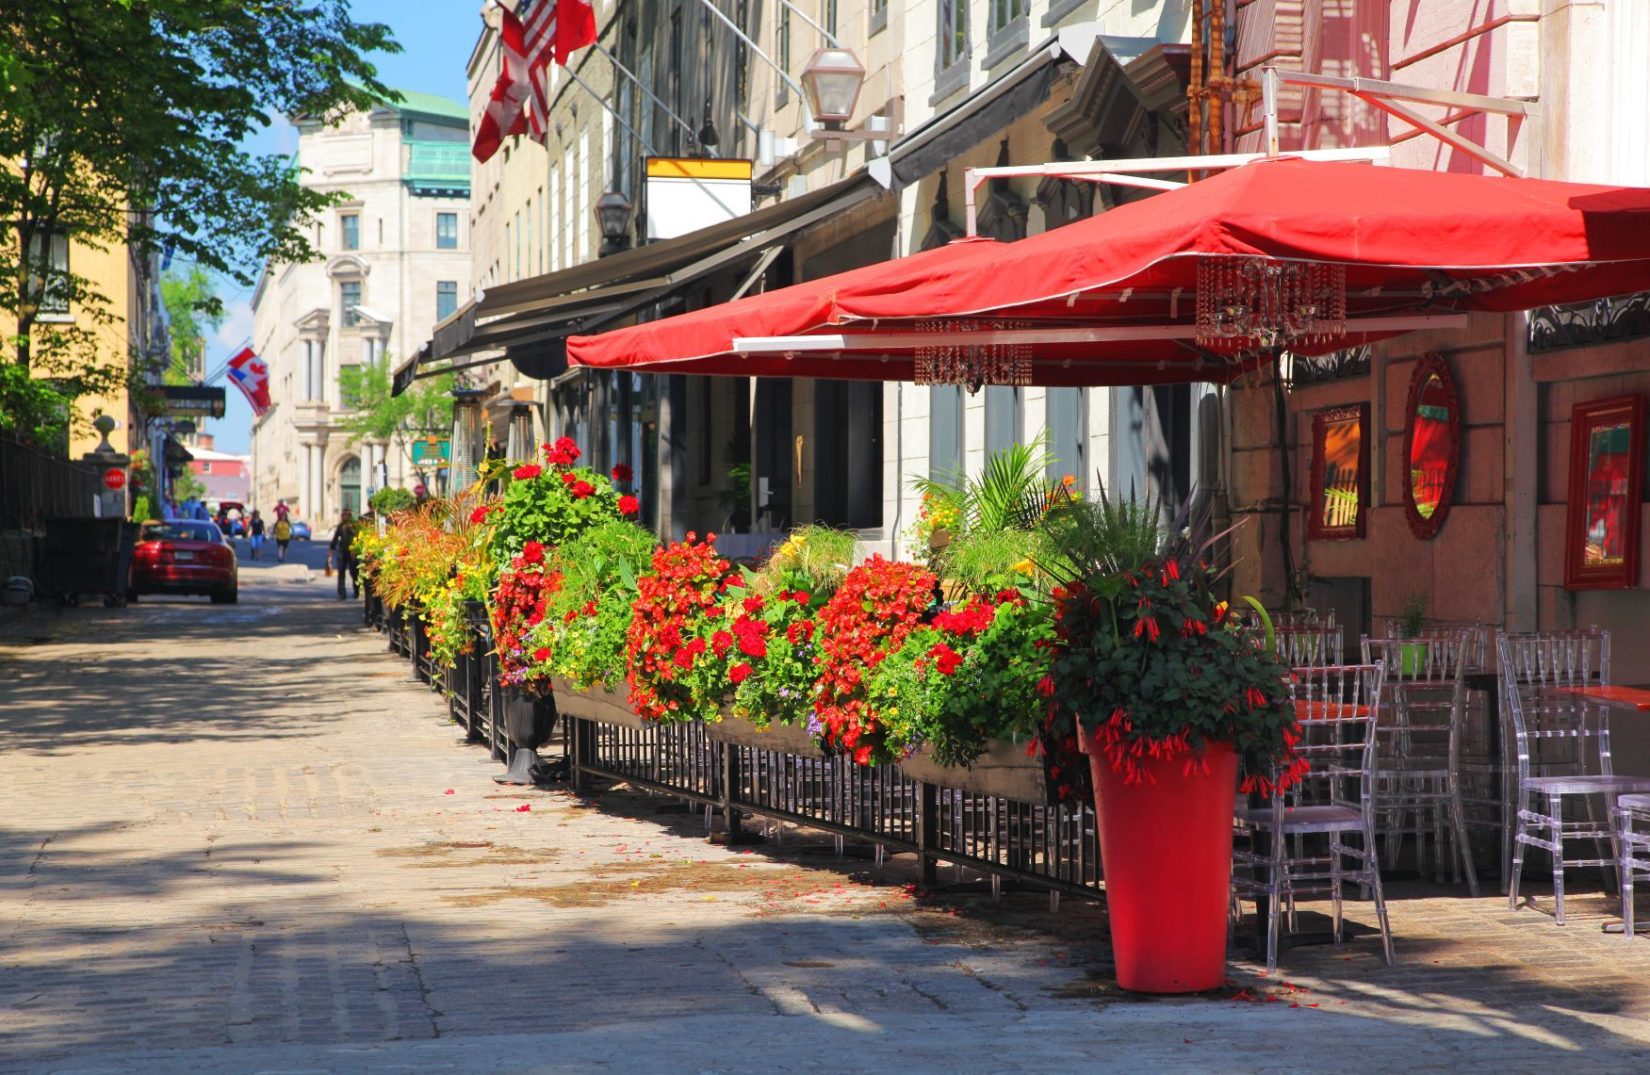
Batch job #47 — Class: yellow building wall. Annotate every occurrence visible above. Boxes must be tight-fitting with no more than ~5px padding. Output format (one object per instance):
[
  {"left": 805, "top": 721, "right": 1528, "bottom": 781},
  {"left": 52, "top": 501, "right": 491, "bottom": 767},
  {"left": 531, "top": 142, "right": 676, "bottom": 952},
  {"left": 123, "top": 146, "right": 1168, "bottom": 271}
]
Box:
[{"left": 0, "top": 235, "right": 136, "bottom": 458}]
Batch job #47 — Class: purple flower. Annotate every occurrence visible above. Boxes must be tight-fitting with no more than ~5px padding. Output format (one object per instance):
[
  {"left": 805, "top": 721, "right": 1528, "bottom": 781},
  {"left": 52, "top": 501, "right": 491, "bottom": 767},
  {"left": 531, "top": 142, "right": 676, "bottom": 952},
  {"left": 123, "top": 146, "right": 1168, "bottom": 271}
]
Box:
[{"left": 805, "top": 710, "right": 825, "bottom": 737}]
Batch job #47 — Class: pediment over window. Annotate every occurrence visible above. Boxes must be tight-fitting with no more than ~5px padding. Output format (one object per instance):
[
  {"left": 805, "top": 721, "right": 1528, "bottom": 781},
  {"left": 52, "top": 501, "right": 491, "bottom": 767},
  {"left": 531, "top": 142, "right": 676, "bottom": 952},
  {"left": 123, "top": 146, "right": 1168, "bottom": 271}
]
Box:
[{"left": 326, "top": 254, "right": 370, "bottom": 279}]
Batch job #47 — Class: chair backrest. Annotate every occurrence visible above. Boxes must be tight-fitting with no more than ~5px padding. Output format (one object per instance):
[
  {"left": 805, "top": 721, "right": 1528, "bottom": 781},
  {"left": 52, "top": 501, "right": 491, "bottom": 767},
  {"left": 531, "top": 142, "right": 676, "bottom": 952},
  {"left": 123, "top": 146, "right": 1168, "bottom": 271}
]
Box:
[
  {"left": 1362, "top": 635, "right": 1468, "bottom": 768},
  {"left": 1277, "top": 625, "right": 1345, "bottom": 667},
  {"left": 1286, "top": 663, "right": 1385, "bottom": 816},
  {"left": 1374, "top": 617, "right": 1488, "bottom": 671},
  {"left": 1498, "top": 628, "right": 1610, "bottom": 688},
  {"left": 1497, "top": 629, "right": 1614, "bottom": 776}
]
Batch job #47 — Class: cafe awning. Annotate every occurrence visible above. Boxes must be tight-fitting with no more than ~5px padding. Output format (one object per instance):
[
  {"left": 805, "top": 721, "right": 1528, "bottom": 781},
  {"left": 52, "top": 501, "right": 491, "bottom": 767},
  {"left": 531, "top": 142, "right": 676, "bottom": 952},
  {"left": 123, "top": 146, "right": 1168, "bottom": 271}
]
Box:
[
  {"left": 566, "top": 158, "right": 1650, "bottom": 386},
  {"left": 392, "top": 172, "right": 884, "bottom": 395}
]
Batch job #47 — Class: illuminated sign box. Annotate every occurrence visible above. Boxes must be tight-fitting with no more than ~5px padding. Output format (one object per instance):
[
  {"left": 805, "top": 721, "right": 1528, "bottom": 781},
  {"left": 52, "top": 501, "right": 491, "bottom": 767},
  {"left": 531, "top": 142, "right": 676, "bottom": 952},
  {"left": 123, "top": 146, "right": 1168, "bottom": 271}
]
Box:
[{"left": 644, "top": 157, "right": 752, "bottom": 241}]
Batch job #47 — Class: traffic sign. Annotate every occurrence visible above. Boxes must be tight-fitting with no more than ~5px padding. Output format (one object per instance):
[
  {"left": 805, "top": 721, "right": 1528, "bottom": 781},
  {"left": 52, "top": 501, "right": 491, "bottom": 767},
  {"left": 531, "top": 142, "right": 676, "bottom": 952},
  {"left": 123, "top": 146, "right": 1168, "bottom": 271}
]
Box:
[{"left": 102, "top": 468, "right": 127, "bottom": 491}]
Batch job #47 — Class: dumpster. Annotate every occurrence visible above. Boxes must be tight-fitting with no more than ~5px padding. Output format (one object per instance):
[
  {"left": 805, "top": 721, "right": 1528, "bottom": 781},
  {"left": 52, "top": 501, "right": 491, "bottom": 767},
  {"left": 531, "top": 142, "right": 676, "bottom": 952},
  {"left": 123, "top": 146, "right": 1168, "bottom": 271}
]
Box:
[{"left": 44, "top": 517, "right": 137, "bottom": 607}]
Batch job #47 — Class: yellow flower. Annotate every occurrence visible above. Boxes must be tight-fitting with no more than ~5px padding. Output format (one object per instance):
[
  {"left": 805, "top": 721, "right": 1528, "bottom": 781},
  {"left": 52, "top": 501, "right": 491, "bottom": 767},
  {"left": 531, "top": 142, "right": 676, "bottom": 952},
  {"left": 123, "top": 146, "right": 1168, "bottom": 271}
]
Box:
[{"left": 1012, "top": 559, "right": 1036, "bottom": 576}]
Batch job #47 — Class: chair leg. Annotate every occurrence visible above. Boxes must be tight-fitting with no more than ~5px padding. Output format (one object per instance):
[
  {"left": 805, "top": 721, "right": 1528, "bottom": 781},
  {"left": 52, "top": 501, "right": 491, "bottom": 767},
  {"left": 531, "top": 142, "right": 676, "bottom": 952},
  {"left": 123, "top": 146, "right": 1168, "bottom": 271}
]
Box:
[
  {"left": 1330, "top": 835, "right": 1345, "bottom": 947},
  {"left": 1622, "top": 813, "right": 1636, "bottom": 943},
  {"left": 1448, "top": 776, "right": 1480, "bottom": 898},
  {"left": 1551, "top": 807, "right": 1568, "bottom": 926},
  {"left": 1509, "top": 812, "right": 1528, "bottom": 911},
  {"left": 1363, "top": 823, "right": 1395, "bottom": 967},
  {"left": 1266, "top": 835, "right": 1284, "bottom": 975}
]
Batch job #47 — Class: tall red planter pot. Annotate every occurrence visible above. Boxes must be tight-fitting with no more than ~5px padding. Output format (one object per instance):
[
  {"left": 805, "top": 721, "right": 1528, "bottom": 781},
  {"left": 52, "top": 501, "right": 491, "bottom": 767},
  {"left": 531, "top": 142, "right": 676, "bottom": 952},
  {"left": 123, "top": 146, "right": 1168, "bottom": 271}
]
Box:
[{"left": 1080, "top": 734, "right": 1238, "bottom": 994}]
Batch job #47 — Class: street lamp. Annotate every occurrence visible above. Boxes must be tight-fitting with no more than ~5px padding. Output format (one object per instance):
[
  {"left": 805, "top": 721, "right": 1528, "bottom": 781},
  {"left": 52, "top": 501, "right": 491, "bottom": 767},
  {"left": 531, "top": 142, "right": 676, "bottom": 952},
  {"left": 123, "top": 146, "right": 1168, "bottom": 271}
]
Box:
[
  {"left": 595, "top": 190, "right": 634, "bottom": 257},
  {"left": 800, "top": 47, "right": 866, "bottom": 129}
]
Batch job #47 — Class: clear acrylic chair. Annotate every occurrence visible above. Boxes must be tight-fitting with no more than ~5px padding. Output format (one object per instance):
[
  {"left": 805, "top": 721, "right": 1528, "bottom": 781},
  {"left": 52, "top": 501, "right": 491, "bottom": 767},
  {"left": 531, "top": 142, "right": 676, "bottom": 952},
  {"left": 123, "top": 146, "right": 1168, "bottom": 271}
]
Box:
[
  {"left": 1362, "top": 636, "right": 1479, "bottom": 896},
  {"left": 1276, "top": 623, "right": 1344, "bottom": 668},
  {"left": 1500, "top": 630, "right": 1650, "bottom": 922},
  {"left": 1618, "top": 793, "right": 1650, "bottom": 941},
  {"left": 1232, "top": 662, "right": 1394, "bottom": 972}
]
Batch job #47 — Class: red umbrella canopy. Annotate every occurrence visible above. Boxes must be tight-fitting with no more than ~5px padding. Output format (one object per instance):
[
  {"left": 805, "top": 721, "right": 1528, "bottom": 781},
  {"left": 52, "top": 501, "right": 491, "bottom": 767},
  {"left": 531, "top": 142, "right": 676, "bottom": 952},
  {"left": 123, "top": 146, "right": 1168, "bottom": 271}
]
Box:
[{"left": 568, "top": 158, "right": 1650, "bottom": 384}]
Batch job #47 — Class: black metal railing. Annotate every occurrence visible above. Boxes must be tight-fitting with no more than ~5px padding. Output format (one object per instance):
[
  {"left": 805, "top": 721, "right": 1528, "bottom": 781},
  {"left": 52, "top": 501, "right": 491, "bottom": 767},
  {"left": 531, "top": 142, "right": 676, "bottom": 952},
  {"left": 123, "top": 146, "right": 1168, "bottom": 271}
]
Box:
[{"left": 369, "top": 596, "right": 1106, "bottom": 904}]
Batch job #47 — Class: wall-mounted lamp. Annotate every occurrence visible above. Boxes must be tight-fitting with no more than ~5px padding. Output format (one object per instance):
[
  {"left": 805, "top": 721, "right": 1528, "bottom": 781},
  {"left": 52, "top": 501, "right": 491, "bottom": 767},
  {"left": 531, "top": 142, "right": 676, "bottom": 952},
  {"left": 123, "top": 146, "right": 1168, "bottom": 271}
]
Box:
[
  {"left": 595, "top": 190, "right": 634, "bottom": 257},
  {"left": 800, "top": 47, "right": 865, "bottom": 128}
]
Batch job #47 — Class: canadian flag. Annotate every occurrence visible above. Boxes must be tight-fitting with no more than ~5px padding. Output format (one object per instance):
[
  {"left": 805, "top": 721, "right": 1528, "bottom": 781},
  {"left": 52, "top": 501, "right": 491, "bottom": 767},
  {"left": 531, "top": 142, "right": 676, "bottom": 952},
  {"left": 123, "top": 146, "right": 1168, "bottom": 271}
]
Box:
[
  {"left": 225, "top": 346, "right": 271, "bottom": 415},
  {"left": 472, "top": 0, "right": 597, "bottom": 163}
]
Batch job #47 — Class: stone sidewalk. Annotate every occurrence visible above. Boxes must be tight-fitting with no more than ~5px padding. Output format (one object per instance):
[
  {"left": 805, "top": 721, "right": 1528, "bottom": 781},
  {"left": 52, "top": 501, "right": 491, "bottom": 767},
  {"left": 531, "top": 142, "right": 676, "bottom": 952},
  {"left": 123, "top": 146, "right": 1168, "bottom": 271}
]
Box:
[{"left": 3, "top": 573, "right": 1650, "bottom": 1073}]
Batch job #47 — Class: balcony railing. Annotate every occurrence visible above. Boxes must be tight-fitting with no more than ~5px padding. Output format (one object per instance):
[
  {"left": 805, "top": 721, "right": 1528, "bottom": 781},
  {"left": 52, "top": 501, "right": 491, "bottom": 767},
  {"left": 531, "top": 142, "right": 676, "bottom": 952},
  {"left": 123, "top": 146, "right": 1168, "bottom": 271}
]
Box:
[{"left": 404, "top": 140, "right": 470, "bottom": 195}]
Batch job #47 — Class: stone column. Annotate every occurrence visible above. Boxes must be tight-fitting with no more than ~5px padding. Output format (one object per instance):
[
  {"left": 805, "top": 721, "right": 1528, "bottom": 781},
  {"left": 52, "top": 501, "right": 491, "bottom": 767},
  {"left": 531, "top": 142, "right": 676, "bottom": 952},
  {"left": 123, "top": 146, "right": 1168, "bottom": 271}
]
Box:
[
  {"left": 298, "top": 444, "right": 313, "bottom": 519},
  {"left": 311, "top": 444, "right": 327, "bottom": 524}
]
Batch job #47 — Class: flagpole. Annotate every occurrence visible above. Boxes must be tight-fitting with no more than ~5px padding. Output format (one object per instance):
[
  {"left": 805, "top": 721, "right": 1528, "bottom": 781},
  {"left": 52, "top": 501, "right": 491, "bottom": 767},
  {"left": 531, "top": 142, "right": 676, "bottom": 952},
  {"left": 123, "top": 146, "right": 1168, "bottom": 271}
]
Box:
[
  {"left": 591, "top": 43, "right": 698, "bottom": 147},
  {"left": 688, "top": 0, "right": 815, "bottom": 129},
  {"left": 560, "top": 64, "right": 751, "bottom": 226}
]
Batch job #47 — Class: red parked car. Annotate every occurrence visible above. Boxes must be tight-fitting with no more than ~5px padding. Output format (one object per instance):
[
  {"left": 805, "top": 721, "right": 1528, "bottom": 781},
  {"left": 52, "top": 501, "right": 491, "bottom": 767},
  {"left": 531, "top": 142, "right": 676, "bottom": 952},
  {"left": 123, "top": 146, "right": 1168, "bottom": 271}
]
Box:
[{"left": 129, "top": 520, "right": 239, "bottom": 604}]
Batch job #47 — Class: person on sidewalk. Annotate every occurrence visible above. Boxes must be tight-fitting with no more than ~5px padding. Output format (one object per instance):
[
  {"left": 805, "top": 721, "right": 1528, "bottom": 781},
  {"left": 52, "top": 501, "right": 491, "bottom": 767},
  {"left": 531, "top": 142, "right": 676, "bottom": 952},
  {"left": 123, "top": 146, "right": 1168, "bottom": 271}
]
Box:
[
  {"left": 328, "top": 509, "right": 359, "bottom": 600},
  {"left": 272, "top": 514, "right": 292, "bottom": 563},
  {"left": 248, "top": 511, "right": 265, "bottom": 560}
]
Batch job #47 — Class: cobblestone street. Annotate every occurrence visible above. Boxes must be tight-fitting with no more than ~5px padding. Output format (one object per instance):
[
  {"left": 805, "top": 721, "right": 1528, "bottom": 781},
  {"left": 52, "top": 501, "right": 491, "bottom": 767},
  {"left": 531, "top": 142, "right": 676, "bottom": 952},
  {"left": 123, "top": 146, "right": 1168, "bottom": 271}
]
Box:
[{"left": 4, "top": 569, "right": 1650, "bottom": 1073}]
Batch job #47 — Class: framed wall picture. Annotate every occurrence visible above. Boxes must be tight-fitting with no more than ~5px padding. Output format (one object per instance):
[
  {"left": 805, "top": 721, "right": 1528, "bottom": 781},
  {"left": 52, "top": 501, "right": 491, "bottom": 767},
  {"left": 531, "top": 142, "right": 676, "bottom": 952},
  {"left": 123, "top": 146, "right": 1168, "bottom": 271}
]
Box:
[
  {"left": 1401, "top": 353, "right": 1461, "bottom": 540},
  {"left": 1564, "top": 394, "right": 1646, "bottom": 590},
  {"left": 1309, "top": 403, "right": 1368, "bottom": 541}
]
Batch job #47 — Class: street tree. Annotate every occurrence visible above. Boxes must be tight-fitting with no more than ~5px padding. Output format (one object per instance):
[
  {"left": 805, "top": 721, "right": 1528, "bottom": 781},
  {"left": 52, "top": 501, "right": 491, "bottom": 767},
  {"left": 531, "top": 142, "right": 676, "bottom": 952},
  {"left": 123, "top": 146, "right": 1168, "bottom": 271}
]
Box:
[
  {"left": 0, "top": 2, "right": 398, "bottom": 444},
  {"left": 337, "top": 360, "right": 455, "bottom": 490},
  {"left": 159, "top": 266, "right": 223, "bottom": 386}
]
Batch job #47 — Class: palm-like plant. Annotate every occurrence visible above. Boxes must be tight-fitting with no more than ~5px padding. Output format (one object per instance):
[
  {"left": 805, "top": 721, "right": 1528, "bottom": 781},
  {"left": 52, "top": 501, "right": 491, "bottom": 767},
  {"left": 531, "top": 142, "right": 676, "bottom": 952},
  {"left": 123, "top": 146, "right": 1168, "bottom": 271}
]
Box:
[{"left": 913, "top": 435, "right": 1060, "bottom": 536}]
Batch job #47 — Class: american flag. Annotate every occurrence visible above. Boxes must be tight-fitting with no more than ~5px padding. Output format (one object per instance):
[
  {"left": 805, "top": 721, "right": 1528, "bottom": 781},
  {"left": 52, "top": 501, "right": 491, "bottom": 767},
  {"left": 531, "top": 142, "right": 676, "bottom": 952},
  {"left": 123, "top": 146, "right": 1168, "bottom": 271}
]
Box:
[{"left": 472, "top": 1, "right": 596, "bottom": 161}]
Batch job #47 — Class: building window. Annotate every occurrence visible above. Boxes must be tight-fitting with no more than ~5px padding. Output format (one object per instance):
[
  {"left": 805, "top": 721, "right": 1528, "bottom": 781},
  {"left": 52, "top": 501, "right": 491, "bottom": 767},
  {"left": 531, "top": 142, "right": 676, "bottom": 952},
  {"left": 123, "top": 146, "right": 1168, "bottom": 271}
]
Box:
[
  {"left": 984, "top": 386, "right": 1021, "bottom": 458},
  {"left": 929, "top": 385, "right": 964, "bottom": 479},
  {"left": 437, "top": 280, "right": 458, "bottom": 321},
  {"left": 200, "top": 462, "right": 212, "bottom": 475},
  {"left": 340, "top": 280, "right": 361, "bottom": 327},
  {"left": 777, "top": 6, "right": 791, "bottom": 103},
  {"left": 938, "top": 0, "right": 968, "bottom": 73},
  {"left": 986, "top": 0, "right": 1029, "bottom": 68},
  {"left": 870, "top": 0, "right": 888, "bottom": 35},
  {"left": 735, "top": 0, "right": 750, "bottom": 104},
  {"left": 1046, "top": 388, "right": 1085, "bottom": 492},
  {"left": 436, "top": 211, "right": 458, "bottom": 249},
  {"left": 340, "top": 212, "right": 360, "bottom": 251},
  {"left": 28, "top": 231, "right": 71, "bottom": 319}
]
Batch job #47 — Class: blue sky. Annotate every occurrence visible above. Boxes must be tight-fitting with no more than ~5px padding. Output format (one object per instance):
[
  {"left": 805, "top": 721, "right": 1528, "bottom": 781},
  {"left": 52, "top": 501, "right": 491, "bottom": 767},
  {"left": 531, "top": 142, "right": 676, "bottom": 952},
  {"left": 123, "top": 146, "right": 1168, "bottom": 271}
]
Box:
[{"left": 205, "top": 0, "right": 478, "bottom": 453}]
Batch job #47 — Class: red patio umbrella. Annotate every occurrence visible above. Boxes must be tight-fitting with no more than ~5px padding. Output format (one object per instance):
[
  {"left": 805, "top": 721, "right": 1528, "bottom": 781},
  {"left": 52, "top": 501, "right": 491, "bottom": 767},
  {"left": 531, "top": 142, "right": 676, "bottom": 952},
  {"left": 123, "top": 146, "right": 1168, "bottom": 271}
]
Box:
[{"left": 568, "top": 157, "right": 1650, "bottom": 385}]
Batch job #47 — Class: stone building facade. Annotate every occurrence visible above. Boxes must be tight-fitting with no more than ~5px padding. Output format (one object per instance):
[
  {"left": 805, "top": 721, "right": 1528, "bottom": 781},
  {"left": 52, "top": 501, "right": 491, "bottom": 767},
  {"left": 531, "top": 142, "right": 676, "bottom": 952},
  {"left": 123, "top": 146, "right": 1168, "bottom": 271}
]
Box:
[{"left": 250, "top": 90, "right": 472, "bottom": 523}]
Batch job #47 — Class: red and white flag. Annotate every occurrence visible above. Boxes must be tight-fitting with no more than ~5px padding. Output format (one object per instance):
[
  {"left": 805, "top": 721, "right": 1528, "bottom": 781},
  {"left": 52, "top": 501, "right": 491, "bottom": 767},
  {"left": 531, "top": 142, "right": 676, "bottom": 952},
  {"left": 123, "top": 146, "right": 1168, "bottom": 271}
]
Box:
[
  {"left": 471, "top": 3, "right": 533, "bottom": 162},
  {"left": 472, "top": 0, "right": 597, "bottom": 162},
  {"left": 521, "top": 0, "right": 598, "bottom": 142},
  {"left": 225, "top": 346, "right": 271, "bottom": 416}
]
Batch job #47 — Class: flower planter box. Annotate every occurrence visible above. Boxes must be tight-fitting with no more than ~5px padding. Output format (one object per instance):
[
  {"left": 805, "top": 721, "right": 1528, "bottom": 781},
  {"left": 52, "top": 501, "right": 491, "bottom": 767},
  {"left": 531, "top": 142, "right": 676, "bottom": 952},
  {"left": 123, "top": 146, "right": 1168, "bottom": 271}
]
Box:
[
  {"left": 550, "top": 678, "right": 650, "bottom": 730},
  {"left": 898, "top": 738, "right": 1048, "bottom": 803},
  {"left": 704, "top": 713, "right": 825, "bottom": 758}
]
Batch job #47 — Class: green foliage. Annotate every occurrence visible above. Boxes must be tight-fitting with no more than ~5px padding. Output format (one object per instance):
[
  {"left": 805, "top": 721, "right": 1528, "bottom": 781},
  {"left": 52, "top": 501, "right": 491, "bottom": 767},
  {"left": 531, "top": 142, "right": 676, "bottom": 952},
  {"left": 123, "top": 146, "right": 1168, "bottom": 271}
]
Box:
[
  {"left": 913, "top": 435, "right": 1058, "bottom": 537},
  {"left": 369, "top": 486, "right": 417, "bottom": 515},
  {"left": 941, "top": 527, "right": 1048, "bottom": 596},
  {"left": 131, "top": 495, "right": 159, "bottom": 524},
  {"left": 749, "top": 525, "right": 857, "bottom": 595},
  {"left": 931, "top": 600, "right": 1058, "bottom": 765},
  {"left": 159, "top": 267, "right": 222, "bottom": 386},
  {"left": 336, "top": 362, "right": 454, "bottom": 473},
  {"left": 486, "top": 462, "right": 625, "bottom": 567},
  {"left": 1035, "top": 483, "right": 1164, "bottom": 585},
  {"left": 533, "top": 520, "right": 659, "bottom": 689},
  {"left": 171, "top": 467, "right": 207, "bottom": 505},
  {"left": 0, "top": 2, "right": 397, "bottom": 440},
  {"left": 1398, "top": 591, "right": 1429, "bottom": 638}
]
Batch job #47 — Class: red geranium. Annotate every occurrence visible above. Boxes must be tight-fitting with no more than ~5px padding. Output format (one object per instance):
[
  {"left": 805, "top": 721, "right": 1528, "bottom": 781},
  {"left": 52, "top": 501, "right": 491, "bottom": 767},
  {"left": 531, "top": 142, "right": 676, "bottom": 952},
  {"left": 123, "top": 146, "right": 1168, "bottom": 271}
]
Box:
[
  {"left": 625, "top": 533, "right": 734, "bottom": 722},
  {"left": 512, "top": 463, "right": 542, "bottom": 481},
  {"left": 729, "top": 662, "right": 753, "bottom": 684},
  {"left": 469, "top": 505, "right": 492, "bottom": 525},
  {"left": 521, "top": 540, "right": 545, "bottom": 564},
  {"left": 813, "top": 556, "right": 937, "bottom": 760},
  {"left": 545, "top": 436, "right": 582, "bottom": 467},
  {"left": 618, "top": 494, "right": 640, "bottom": 516},
  {"left": 611, "top": 463, "right": 633, "bottom": 483}
]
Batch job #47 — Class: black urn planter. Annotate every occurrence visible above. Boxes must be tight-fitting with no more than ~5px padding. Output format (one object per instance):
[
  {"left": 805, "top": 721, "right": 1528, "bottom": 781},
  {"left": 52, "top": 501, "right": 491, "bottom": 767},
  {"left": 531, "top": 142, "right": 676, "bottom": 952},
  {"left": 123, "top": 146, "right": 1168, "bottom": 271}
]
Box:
[{"left": 496, "top": 688, "right": 559, "bottom": 785}]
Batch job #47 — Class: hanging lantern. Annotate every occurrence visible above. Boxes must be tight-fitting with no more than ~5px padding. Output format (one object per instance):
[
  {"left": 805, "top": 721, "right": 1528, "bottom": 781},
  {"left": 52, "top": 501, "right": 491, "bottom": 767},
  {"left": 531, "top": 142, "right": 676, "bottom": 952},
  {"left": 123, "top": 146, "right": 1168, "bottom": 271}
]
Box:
[
  {"left": 912, "top": 320, "right": 1034, "bottom": 393},
  {"left": 1195, "top": 256, "right": 1347, "bottom": 349}
]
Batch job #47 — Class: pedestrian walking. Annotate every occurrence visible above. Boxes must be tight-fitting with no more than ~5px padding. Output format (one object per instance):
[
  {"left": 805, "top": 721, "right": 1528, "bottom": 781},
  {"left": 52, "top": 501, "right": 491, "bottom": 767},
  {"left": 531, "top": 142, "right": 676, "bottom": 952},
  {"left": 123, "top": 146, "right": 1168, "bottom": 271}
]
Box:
[
  {"left": 248, "top": 511, "right": 265, "bottom": 560},
  {"left": 328, "top": 509, "right": 359, "bottom": 600},
  {"left": 272, "top": 515, "right": 292, "bottom": 563}
]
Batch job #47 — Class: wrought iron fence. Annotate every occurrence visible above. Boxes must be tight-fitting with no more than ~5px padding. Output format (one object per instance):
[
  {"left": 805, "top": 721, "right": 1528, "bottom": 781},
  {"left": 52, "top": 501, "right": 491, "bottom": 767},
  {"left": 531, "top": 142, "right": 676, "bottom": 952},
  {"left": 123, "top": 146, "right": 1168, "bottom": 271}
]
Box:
[
  {"left": 0, "top": 433, "right": 101, "bottom": 528},
  {"left": 381, "top": 606, "right": 1108, "bottom": 904}
]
